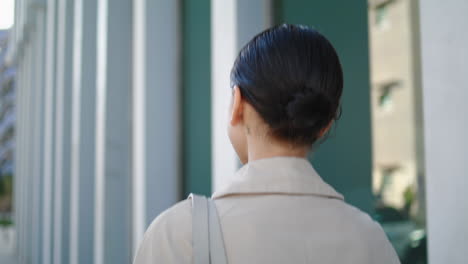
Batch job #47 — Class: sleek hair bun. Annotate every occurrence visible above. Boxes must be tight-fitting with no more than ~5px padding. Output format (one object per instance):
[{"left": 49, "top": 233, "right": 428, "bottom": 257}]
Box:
[
  {"left": 287, "top": 90, "right": 334, "bottom": 127},
  {"left": 230, "top": 24, "right": 343, "bottom": 145}
]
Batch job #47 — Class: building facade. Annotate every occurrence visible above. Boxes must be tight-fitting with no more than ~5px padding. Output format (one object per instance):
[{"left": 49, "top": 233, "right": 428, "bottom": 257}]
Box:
[
  {"left": 368, "top": 0, "right": 427, "bottom": 260},
  {"left": 0, "top": 30, "right": 15, "bottom": 214}
]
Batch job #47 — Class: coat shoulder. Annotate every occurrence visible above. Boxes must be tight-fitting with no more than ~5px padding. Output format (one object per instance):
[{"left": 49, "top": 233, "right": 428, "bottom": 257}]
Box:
[{"left": 133, "top": 199, "right": 192, "bottom": 264}]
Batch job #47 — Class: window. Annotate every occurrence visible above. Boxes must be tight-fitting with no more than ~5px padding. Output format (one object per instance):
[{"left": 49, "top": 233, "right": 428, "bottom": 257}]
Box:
[
  {"left": 378, "top": 80, "right": 401, "bottom": 112},
  {"left": 374, "top": 0, "right": 394, "bottom": 30}
]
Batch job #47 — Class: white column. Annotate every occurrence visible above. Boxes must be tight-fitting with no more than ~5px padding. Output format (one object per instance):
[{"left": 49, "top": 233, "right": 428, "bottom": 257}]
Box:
[
  {"left": 20, "top": 40, "right": 32, "bottom": 264},
  {"left": 211, "top": 0, "right": 238, "bottom": 192},
  {"left": 131, "top": 0, "right": 181, "bottom": 255},
  {"left": 236, "top": 0, "right": 273, "bottom": 48},
  {"left": 15, "top": 57, "right": 22, "bottom": 263},
  {"left": 69, "top": 0, "right": 98, "bottom": 263},
  {"left": 419, "top": 1, "right": 468, "bottom": 263},
  {"left": 95, "top": 0, "right": 132, "bottom": 262},
  {"left": 16, "top": 45, "right": 23, "bottom": 264},
  {"left": 24, "top": 34, "right": 34, "bottom": 264},
  {"left": 211, "top": 0, "right": 272, "bottom": 191},
  {"left": 15, "top": 37, "right": 24, "bottom": 264},
  {"left": 53, "top": 0, "right": 74, "bottom": 262},
  {"left": 31, "top": 6, "right": 46, "bottom": 264},
  {"left": 12, "top": 41, "right": 21, "bottom": 261},
  {"left": 53, "top": 0, "right": 66, "bottom": 261},
  {"left": 42, "top": 0, "right": 57, "bottom": 263},
  {"left": 13, "top": 54, "right": 23, "bottom": 261},
  {"left": 23, "top": 25, "right": 35, "bottom": 264},
  {"left": 94, "top": 0, "right": 107, "bottom": 260},
  {"left": 17, "top": 30, "right": 35, "bottom": 263},
  {"left": 132, "top": 0, "right": 147, "bottom": 253}
]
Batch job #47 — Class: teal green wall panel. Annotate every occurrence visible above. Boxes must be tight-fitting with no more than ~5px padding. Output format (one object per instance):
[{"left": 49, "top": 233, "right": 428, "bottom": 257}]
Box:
[
  {"left": 276, "top": 0, "right": 374, "bottom": 213},
  {"left": 182, "top": 0, "right": 212, "bottom": 197}
]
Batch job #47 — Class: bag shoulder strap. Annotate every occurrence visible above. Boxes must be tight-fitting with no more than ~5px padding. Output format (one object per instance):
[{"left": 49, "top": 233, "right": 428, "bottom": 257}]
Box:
[
  {"left": 190, "top": 194, "right": 210, "bottom": 264},
  {"left": 189, "top": 193, "right": 228, "bottom": 264},
  {"left": 208, "top": 198, "right": 228, "bottom": 264}
]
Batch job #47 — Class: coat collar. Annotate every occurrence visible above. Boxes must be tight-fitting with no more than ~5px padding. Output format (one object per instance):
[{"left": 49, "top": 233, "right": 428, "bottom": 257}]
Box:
[{"left": 211, "top": 156, "right": 344, "bottom": 200}]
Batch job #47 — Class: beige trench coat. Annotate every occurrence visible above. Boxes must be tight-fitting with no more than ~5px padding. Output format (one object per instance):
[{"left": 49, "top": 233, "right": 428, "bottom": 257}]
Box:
[{"left": 133, "top": 157, "right": 400, "bottom": 264}]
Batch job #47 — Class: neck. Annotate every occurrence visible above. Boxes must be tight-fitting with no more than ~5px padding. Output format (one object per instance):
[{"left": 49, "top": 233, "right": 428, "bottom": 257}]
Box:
[{"left": 246, "top": 136, "right": 309, "bottom": 163}]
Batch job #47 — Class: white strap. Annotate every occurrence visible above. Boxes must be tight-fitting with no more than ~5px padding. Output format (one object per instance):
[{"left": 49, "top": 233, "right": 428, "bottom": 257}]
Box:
[
  {"left": 190, "top": 193, "right": 228, "bottom": 264},
  {"left": 190, "top": 194, "right": 210, "bottom": 264},
  {"left": 208, "top": 199, "right": 228, "bottom": 264}
]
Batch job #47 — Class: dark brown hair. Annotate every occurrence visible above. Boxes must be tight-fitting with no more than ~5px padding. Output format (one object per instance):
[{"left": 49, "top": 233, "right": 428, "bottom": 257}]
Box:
[{"left": 230, "top": 24, "right": 343, "bottom": 145}]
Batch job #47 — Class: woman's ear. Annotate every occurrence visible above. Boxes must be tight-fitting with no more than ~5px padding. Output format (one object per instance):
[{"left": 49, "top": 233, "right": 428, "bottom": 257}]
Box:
[
  {"left": 230, "top": 86, "right": 244, "bottom": 126},
  {"left": 318, "top": 120, "right": 334, "bottom": 138}
]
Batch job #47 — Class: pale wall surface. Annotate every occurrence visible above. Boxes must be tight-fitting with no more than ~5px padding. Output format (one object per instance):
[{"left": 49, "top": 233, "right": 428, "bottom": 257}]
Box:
[{"left": 419, "top": 0, "right": 468, "bottom": 263}]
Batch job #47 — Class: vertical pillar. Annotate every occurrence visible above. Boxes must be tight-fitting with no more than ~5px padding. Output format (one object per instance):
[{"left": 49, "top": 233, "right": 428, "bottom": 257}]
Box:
[
  {"left": 20, "top": 40, "right": 32, "bottom": 264},
  {"left": 69, "top": 0, "right": 97, "bottom": 263},
  {"left": 18, "top": 30, "right": 34, "bottom": 263},
  {"left": 31, "top": 5, "right": 46, "bottom": 263},
  {"left": 419, "top": 0, "right": 468, "bottom": 263},
  {"left": 23, "top": 24, "right": 35, "bottom": 264},
  {"left": 15, "top": 38, "right": 23, "bottom": 264},
  {"left": 12, "top": 40, "right": 20, "bottom": 260},
  {"left": 211, "top": 0, "right": 238, "bottom": 192},
  {"left": 42, "top": 0, "right": 57, "bottom": 262},
  {"left": 131, "top": 0, "right": 182, "bottom": 255},
  {"left": 15, "top": 46, "right": 24, "bottom": 264},
  {"left": 236, "top": 0, "right": 273, "bottom": 48},
  {"left": 25, "top": 34, "right": 33, "bottom": 264},
  {"left": 16, "top": 57, "right": 22, "bottom": 263},
  {"left": 211, "top": 0, "right": 272, "bottom": 191},
  {"left": 13, "top": 53, "right": 22, "bottom": 261},
  {"left": 95, "top": 0, "right": 132, "bottom": 262},
  {"left": 132, "top": 0, "right": 146, "bottom": 253},
  {"left": 53, "top": 0, "right": 74, "bottom": 263}
]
